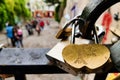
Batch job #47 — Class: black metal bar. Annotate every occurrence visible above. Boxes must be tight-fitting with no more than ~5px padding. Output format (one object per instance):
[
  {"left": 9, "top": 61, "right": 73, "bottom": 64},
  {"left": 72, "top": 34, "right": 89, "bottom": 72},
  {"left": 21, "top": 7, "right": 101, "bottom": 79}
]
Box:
[
  {"left": 80, "top": 0, "right": 120, "bottom": 39},
  {"left": 94, "top": 73, "right": 108, "bottom": 80},
  {"left": 14, "top": 74, "right": 26, "bottom": 80},
  {"left": 0, "top": 65, "right": 67, "bottom": 74}
]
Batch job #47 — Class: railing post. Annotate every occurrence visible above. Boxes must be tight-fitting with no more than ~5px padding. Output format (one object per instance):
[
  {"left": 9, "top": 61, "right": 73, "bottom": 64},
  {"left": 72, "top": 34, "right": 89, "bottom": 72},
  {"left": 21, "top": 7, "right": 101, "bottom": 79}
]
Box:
[{"left": 14, "top": 74, "right": 26, "bottom": 80}]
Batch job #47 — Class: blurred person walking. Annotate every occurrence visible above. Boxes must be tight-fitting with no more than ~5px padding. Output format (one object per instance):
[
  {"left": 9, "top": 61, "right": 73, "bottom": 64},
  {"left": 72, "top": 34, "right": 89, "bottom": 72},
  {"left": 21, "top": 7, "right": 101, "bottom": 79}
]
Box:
[
  {"left": 31, "top": 19, "right": 38, "bottom": 29},
  {"left": 35, "top": 24, "right": 41, "bottom": 35},
  {"left": 101, "top": 8, "right": 112, "bottom": 43},
  {"left": 39, "top": 20, "right": 45, "bottom": 30},
  {"left": 6, "top": 23, "right": 15, "bottom": 47},
  {"left": 25, "top": 22, "right": 33, "bottom": 36},
  {"left": 17, "top": 25, "right": 24, "bottom": 47},
  {"left": 13, "top": 26, "right": 20, "bottom": 48}
]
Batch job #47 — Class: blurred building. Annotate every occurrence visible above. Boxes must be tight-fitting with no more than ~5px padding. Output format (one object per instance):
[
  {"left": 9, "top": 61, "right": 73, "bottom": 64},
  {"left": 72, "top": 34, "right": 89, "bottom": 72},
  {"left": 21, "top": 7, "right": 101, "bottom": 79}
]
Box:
[{"left": 27, "top": 0, "right": 55, "bottom": 18}]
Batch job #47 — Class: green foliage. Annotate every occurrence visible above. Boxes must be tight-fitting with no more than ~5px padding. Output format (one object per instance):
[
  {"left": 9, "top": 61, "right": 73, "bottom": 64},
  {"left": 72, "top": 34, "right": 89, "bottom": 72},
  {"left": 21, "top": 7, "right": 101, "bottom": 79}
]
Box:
[
  {"left": 4, "top": 0, "right": 15, "bottom": 13},
  {"left": 14, "top": 0, "right": 22, "bottom": 16},
  {"left": 54, "top": 0, "right": 67, "bottom": 22},
  {"left": 54, "top": 4, "right": 60, "bottom": 22},
  {"left": 0, "top": 3, "right": 8, "bottom": 31},
  {"left": 0, "top": 0, "right": 5, "bottom": 4},
  {"left": 44, "top": 0, "right": 60, "bottom": 5},
  {"left": 62, "top": 0, "right": 66, "bottom": 8},
  {"left": 0, "top": 0, "right": 32, "bottom": 31}
]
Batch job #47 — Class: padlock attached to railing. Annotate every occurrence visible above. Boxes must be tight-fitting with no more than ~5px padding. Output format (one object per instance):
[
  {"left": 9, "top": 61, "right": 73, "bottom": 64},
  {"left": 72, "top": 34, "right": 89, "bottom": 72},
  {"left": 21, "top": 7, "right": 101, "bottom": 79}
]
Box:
[{"left": 46, "top": 17, "right": 110, "bottom": 75}]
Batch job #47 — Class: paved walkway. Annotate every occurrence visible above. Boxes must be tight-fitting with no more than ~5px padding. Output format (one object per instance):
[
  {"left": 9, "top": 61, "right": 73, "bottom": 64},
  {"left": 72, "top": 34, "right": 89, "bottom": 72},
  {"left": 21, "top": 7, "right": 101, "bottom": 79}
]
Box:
[
  {"left": 0, "top": 18, "right": 118, "bottom": 80},
  {"left": 4, "top": 19, "right": 84, "bottom": 80}
]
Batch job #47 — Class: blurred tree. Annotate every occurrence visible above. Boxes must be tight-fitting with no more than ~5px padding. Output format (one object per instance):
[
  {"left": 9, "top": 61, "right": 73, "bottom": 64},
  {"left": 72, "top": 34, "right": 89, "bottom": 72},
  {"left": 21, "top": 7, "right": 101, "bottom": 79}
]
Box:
[
  {"left": 0, "top": 0, "right": 31, "bottom": 31},
  {"left": 0, "top": 0, "right": 5, "bottom": 4},
  {"left": 14, "top": 0, "right": 32, "bottom": 21},
  {"left": 45, "top": 0, "right": 60, "bottom": 5},
  {"left": 55, "top": 4, "right": 60, "bottom": 22},
  {"left": 0, "top": 3, "right": 8, "bottom": 31},
  {"left": 4, "top": 0, "right": 15, "bottom": 25},
  {"left": 4, "top": 0, "right": 15, "bottom": 13},
  {"left": 57, "top": 0, "right": 66, "bottom": 22},
  {"left": 14, "top": 0, "right": 22, "bottom": 16},
  {"left": 44, "top": 0, "right": 66, "bottom": 22}
]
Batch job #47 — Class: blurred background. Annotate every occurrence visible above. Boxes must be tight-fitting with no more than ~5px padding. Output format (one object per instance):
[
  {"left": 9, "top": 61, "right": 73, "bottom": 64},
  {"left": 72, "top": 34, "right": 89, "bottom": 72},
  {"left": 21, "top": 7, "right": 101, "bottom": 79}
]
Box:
[{"left": 0, "top": 0, "right": 120, "bottom": 80}]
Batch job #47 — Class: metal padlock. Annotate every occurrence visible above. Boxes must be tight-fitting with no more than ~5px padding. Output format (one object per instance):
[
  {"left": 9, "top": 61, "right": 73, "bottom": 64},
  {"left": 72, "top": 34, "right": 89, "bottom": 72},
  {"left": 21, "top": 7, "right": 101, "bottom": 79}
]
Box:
[
  {"left": 110, "top": 40, "right": 120, "bottom": 71},
  {"left": 46, "top": 20, "right": 94, "bottom": 75}
]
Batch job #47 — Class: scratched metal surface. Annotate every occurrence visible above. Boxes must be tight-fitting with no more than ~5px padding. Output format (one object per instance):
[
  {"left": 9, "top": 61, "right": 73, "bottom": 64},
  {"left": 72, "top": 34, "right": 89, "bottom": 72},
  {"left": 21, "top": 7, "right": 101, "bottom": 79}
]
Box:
[
  {"left": 80, "top": 0, "right": 120, "bottom": 39},
  {"left": 0, "top": 48, "right": 50, "bottom": 65},
  {"left": 81, "top": 0, "right": 120, "bottom": 20}
]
